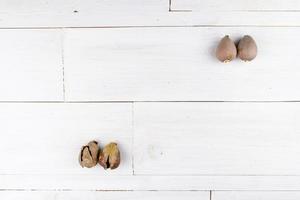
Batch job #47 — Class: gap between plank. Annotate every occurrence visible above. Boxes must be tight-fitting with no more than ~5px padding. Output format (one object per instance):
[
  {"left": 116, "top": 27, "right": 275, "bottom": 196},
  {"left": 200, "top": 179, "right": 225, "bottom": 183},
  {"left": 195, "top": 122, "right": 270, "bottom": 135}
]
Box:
[
  {"left": 60, "top": 28, "right": 66, "bottom": 102},
  {"left": 0, "top": 189, "right": 211, "bottom": 192},
  {"left": 170, "top": 9, "right": 300, "bottom": 12},
  {"left": 0, "top": 101, "right": 299, "bottom": 103},
  {"left": 131, "top": 103, "right": 135, "bottom": 176},
  {"left": 0, "top": 189, "right": 299, "bottom": 192},
  {"left": 1, "top": 25, "right": 300, "bottom": 29},
  {"left": 2, "top": 173, "right": 300, "bottom": 176}
]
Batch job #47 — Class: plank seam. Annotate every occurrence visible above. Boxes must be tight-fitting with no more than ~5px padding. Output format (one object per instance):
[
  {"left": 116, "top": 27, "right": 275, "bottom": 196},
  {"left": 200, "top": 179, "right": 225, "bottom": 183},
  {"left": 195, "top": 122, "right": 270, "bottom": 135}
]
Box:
[
  {"left": 0, "top": 190, "right": 299, "bottom": 192},
  {"left": 0, "top": 189, "right": 212, "bottom": 192},
  {"left": 2, "top": 189, "right": 300, "bottom": 191},
  {"left": 0, "top": 101, "right": 299, "bottom": 103},
  {"left": 1, "top": 25, "right": 300, "bottom": 29},
  {"left": 2, "top": 174, "right": 300, "bottom": 176},
  {"left": 133, "top": 174, "right": 300, "bottom": 176},
  {"left": 170, "top": 10, "right": 300, "bottom": 12},
  {"left": 60, "top": 28, "right": 66, "bottom": 101},
  {"left": 132, "top": 102, "right": 135, "bottom": 175}
]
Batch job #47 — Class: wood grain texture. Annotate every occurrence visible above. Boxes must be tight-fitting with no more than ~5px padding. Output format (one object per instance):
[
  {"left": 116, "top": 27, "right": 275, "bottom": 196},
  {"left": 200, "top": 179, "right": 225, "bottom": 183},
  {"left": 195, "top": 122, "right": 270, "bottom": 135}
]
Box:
[
  {"left": 134, "top": 102, "right": 300, "bottom": 175},
  {"left": 65, "top": 27, "right": 300, "bottom": 101},
  {"left": 171, "top": 0, "right": 300, "bottom": 11},
  {"left": 1, "top": 1, "right": 300, "bottom": 27},
  {"left": 168, "top": 11, "right": 300, "bottom": 26},
  {"left": 0, "top": 103, "right": 132, "bottom": 175},
  {"left": 0, "top": 191, "right": 209, "bottom": 200},
  {"left": 2, "top": 0, "right": 300, "bottom": 195},
  {"left": 2, "top": 175, "right": 300, "bottom": 190},
  {"left": 213, "top": 191, "right": 300, "bottom": 200},
  {"left": 0, "top": 30, "right": 63, "bottom": 101},
  {"left": 0, "top": 0, "right": 169, "bottom": 27}
]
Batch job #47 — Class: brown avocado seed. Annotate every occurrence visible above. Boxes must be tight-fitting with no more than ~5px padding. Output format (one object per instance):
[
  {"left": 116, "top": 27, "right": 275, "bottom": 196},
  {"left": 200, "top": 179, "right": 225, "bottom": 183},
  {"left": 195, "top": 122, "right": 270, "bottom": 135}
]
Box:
[
  {"left": 79, "top": 141, "right": 99, "bottom": 168},
  {"left": 216, "top": 35, "right": 237, "bottom": 63},
  {"left": 237, "top": 35, "right": 257, "bottom": 61},
  {"left": 99, "top": 142, "right": 120, "bottom": 170}
]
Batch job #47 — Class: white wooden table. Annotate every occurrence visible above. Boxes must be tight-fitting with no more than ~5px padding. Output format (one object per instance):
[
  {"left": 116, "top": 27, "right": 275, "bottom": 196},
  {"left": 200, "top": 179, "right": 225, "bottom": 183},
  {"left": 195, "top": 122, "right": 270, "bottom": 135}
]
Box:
[{"left": 1, "top": 0, "right": 300, "bottom": 199}]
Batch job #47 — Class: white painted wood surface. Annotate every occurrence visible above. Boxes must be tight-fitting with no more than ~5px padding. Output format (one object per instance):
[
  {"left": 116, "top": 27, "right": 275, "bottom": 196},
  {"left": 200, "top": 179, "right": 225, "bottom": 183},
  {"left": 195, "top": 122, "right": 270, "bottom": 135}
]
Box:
[
  {"left": 0, "top": 30, "right": 63, "bottom": 101},
  {"left": 0, "top": 103, "right": 132, "bottom": 175},
  {"left": 171, "top": 0, "right": 300, "bottom": 11},
  {"left": 2, "top": 175, "right": 300, "bottom": 191},
  {"left": 0, "top": 191, "right": 209, "bottom": 200},
  {"left": 168, "top": 12, "right": 300, "bottom": 26},
  {"left": 1, "top": 0, "right": 300, "bottom": 199},
  {"left": 0, "top": 0, "right": 300, "bottom": 27},
  {"left": 134, "top": 103, "right": 300, "bottom": 175},
  {"left": 213, "top": 191, "right": 300, "bottom": 200},
  {"left": 65, "top": 27, "right": 300, "bottom": 101},
  {"left": 1, "top": 103, "right": 299, "bottom": 191},
  {"left": 0, "top": 0, "right": 169, "bottom": 27}
]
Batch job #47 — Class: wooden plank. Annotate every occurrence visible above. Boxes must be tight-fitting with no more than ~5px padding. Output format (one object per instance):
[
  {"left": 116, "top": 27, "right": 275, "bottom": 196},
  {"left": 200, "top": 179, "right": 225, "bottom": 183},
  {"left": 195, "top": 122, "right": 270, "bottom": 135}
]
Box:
[
  {"left": 170, "top": 0, "right": 300, "bottom": 26},
  {"left": 0, "top": 0, "right": 169, "bottom": 27},
  {"left": 171, "top": 0, "right": 300, "bottom": 11},
  {"left": 167, "top": 12, "right": 300, "bottom": 26},
  {"left": 0, "top": 191, "right": 209, "bottom": 200},
  {"left": 0, "top": 1, "right": 300, "bottom": 27},
  {"left": 2, "top": 175, "right": 300, "bottom": 190},
  {"left": 65, "top": 27, "right": 300, "bottom": 101},
  {"left": 0, "top": 30, "right": 63, "bottom": 101},
  {"left": 134, "top": 102, "right": 300, "bottom": 175},
  {"left": 213, "top": 191, "right": 300, "bottom": 200},
  {"left": 0, "top": 103, "right": 132, "bottom": 175}
]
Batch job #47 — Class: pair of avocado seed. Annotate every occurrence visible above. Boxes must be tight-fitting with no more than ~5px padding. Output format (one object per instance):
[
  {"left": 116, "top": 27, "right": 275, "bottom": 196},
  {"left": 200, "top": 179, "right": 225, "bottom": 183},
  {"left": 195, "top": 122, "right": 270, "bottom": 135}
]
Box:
[
  {"left": 216, "top": 35, "right": 257, "bottom": 63},
  {"left": 79, "top": 141, "right": 120, "bottom": 170}
]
